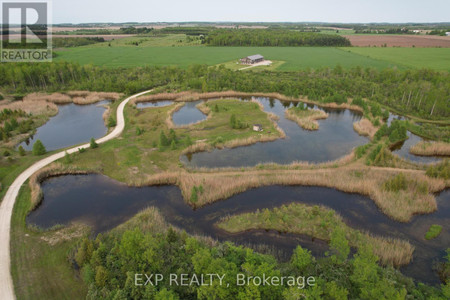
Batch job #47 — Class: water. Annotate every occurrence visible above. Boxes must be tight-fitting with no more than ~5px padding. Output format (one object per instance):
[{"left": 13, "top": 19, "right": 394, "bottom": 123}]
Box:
[
  {"left": 387, "top": 113, "right": 441, "bottom": 163},
  {"left": 181, "top": 98, "right": 368, "bottom": 167},
  {"left": 19, "top": 101, "right": 109, "bottom": 151},
  {"left": 172, "top": 100, "right": 207, "bottom": 126},
  {"left": 136, "top": 101, "right": 173, "bottom": 109},
  {"left": 391, "top": 131, "right": 440, "bottom": 163},
  {"left": 28, "top": 174, "right": 450, "bottom": 284}
]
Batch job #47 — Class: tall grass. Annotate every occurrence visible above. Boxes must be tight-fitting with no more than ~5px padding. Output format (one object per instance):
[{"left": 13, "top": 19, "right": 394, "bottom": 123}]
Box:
[
  {"left": 23, "top": 91, "right": 122, "bottom": 105},
  {"left": 285, "top": 108, "right": 328, "bottom": 131},
  {"left": 410, "top": 141, "right": 450, "bottom": 157},
  {"left": 162, "top": 167, "right": 446, "bottom": 222},
  {"left": 353, "top": 118, "right": 378, "bottom": 139}
]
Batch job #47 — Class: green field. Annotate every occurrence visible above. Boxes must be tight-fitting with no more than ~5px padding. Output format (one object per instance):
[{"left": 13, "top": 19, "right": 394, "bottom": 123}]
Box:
[
  {"left": 344, "top": 47, "right": 450, "bottom": 71},
  {"left": 55, "top": 46, "right": 401, "bottom": 70}
]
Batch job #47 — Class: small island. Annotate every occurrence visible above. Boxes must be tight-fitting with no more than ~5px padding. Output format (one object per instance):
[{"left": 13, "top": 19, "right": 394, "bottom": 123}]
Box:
[{"left": 285, "top": 105, "right": 329, "bottom": 130}]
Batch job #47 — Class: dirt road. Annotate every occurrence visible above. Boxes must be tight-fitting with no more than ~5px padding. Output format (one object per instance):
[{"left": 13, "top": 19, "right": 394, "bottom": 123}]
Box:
[{"left": 0, "top": 90, "right": 152, "bottom": 300}]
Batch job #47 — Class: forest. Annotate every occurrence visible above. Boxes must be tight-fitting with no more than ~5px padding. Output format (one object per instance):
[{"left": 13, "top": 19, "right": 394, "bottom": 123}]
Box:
[
  {"left": 74, "top": 212, "right": 449, "bottom": 299},
  {"left": 0, "top": 62, "right": 448, "bottom": 120},
  {"left": 205, "top": 29, "right": 351, "bottom": 47}
]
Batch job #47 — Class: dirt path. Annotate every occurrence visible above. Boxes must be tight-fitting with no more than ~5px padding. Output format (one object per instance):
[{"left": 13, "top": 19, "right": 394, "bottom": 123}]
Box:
[{"left": 0, "top": 90, "right": 152, "bottom": 300}]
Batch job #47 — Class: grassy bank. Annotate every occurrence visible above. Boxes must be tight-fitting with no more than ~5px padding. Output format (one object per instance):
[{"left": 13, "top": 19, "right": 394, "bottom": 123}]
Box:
[
  {"left": 284, "top": 106, "right": 328, "bottom": 130},
  {"left": 10, "top": 184, "right": 88, "bottom": 300},
  {"left": 217, "top": 202, "right": 414, "bottom": 266}
]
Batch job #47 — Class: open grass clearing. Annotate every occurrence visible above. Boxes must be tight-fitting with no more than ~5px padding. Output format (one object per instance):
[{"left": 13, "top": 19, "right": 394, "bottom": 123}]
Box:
[{"left": 10, "top": 184, "right": 88, "bottom": 300}]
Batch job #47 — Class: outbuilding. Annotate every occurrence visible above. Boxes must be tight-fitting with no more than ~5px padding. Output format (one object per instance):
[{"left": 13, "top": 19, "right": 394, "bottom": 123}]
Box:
[
  {"left": 240, "top": 54, "right": 264, "bottom": 65},
  {"left": 253, "top": 124, "right": 263, "bottom": 132}
]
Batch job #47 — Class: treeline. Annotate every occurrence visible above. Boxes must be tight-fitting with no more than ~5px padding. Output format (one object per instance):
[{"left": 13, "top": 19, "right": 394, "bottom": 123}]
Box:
[
  {"left": 0, "top": 62, "right": 448, "bottom": 120},
  {"left": 74, "top": 220, "right": 449, "bottom": 299},
  {"left": 53, "top": 37, "right": 105, "bottom": 48},
  {"left": 205, "top": 29, "right": 351, "bottom": 47}
]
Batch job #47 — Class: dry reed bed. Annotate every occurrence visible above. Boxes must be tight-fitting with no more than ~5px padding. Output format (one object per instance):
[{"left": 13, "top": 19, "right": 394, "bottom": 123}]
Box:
[
  {"left": 285, "top": 108, "right": 329, "bottom": 131},
  {"left": 23, "top": 91, "right": 122, "bottom": 105},
  {"left": 131, "top": 91, "right": 364, "bottom": 113},
  {"left": 353, "top": 118, "right": 378, "bottom": 139},
  {"left": 165, "top": 167, "right": 446, "bottom": 222},
  {"left": 0, "top": 98, "right": 58, "bottom": 116},
  {"left": 409, "top": 141, "right": 450, "bottom": 157}
]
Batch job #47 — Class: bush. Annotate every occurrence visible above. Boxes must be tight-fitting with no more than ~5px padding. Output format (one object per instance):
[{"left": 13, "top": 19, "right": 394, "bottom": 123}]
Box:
[
  {"left": 0, "top": 94, "right": 3, "bottom": 100},
  {"left": 90, "top": 138, "right": 98, "bottom": 149},
  {"left": 32, "top": 140, "right": 46, "bottom": 156},
  {"left": 3, "top": 150, "right": 10, "bottom": 157},
  {"left": 18, "top": 145, "right": 25, "bottom": 156},
  {"left": 425, "top": 225, "right": 442, "bottom": 240},
  {"left": 78, "top": 148, "right": 86, "bottom": 153},
  {"left": 107, "top": 116, "right": 116, "bottom": 127}
]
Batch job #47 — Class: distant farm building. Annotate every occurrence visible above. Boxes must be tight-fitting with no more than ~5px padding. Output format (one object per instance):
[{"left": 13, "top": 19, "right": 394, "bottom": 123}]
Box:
[
  {"left": 446, "top": 32, "right": 450, "bottom": 36},
  {"left": 240, "top": 54, "right": 264, "bottom": 65},
  {"left": 253, "top": 124, "right": 263, "bottom": 132}
]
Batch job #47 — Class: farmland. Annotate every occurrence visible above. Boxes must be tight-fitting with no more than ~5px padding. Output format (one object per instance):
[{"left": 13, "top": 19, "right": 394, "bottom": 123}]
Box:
[
  {"left": 55, "top": 45, "right": 399, "bottom": 69},
  {"left": 344, "top": 47, "right": 450, "bottom": 71},
  {"left": 54, "top": 34, "right": 450, "bottom": 71}
]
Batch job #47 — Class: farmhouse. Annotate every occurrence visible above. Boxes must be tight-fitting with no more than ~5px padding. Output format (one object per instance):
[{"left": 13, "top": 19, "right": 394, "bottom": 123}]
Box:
[{"left": 240, "top": 54, "right": 264, "bottom": 65}]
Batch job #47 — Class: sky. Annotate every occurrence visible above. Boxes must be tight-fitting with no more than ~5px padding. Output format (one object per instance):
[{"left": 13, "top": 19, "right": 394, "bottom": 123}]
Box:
[{"left": 51, "top": 0, "right": 450, "bottom": 24}]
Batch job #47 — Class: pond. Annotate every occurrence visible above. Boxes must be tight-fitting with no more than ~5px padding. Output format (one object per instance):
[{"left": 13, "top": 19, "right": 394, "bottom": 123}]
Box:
[
  {"left": 19, "top": 101, "right": 109, "bottom": 152},
  {"left": 172, "top": 100, "right": 207, "bottom": 126},
  {"left": 28, "top": 174, "right": 450, "bottom": 284},
  {"left": 387, "top": 113, "right": 441, "bottom": 163},
  {"left": 181, "top": 97, "right": 369, "bottom": 167}
]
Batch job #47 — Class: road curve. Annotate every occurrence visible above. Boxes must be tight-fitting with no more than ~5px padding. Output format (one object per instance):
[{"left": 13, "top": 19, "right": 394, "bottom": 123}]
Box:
[{"left": 0, "top": 90, "right": 152, "bottom": 300}]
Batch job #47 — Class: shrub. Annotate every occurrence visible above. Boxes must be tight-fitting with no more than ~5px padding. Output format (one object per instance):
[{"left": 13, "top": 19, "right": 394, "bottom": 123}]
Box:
[
  {"left": 90, "top": 138, "right": 98, "bottom": 149},
  {"left": 18, "top": 145, "right": 25, "bottom": 156},
  {"left": 3, "top": 150, "right": 10, "bottom": 157},
  {"left": 107, "top": 116, "right": 116, "bottom": 127},
  {"left": 425, "top": 225, "right": 442, "bottom": 240},
  {"left": 32, "top": 139, "right": 46, "bottom": 156},
  {"left": 78, "top": 148, "right": 86, "bottom": 153},
  {"left": 190, "top": 186, "right": 198, "bottom": 203}
]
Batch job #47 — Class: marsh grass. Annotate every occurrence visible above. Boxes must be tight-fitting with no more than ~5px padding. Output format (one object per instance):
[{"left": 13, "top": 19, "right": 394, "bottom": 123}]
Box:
[
  {"left": 168, "top": 167, "right": 446, "bottom": 222},
  {"left": 24, "top": 91, "right": 122, "bottom": 105},
  {"left": 353, "top": 117, "right": 378, "bottom": 139},
  {"left": 285, "top": 107, "right": 329, "bottom": 131},
  {"left": 410, "top": 141, "right": 450, "bottom": 157},
  {"left": 217, "top": 203, "right": 414, "bottom": 266}
]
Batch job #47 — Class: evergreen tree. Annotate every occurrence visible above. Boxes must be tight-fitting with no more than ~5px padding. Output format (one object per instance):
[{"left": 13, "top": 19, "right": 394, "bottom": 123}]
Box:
[
  {"left": 90, "top": 138, "right": 98, "bottom": 149},
  {"left": 18, "top": 145, "right": 26, "bottom": 156},
  {"left": 32, "top": 140, "right": 46, "bottom": 156}
]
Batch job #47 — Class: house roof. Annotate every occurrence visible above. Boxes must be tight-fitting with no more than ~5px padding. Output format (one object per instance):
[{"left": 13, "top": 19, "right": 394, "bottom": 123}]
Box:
[{"left": 247, "top": 54, "right": 264, "bottom": 61}]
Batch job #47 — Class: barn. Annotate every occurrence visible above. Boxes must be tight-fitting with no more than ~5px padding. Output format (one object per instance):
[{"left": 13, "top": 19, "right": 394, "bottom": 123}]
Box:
[{"left": 240, "top": 54, "right": 264, "bottom": 65}]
